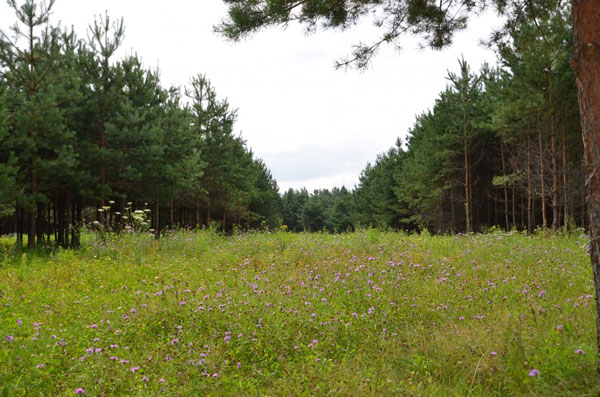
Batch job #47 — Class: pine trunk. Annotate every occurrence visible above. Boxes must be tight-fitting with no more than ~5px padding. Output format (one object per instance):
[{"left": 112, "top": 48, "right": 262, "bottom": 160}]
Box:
[
  {"left": 527, "top": 131, "right": 533, "bottom": 233},
  {"left": 464, "top": 125, "right": 470, "bottom": 233},
  {"left": 154, "top": 201, "right": 160, "bottom": 240},
  {"left": 538, "top": 115, "right": 548, "bottom": 228},
  {"left": 64, "top": 192, "right": 71, "bottom": 248},
  {"left": 501, "top": 142, "right": 509, "bottom": 231},
  {"left": 562, "top": 108, "right": 569, "bottom": 228},
  {"left": 195, "top": 199, "right": 201, "bottom": 229},
  {"left": 170, "top": 198, "right": 175, "bottom": 229},
  {"left": 450, "top": 186, "right": 455, "bottom": 232},
  {"left": 549, "top": 70, "right": 560, "bottom": 231},
  {"left": 571, "top": 0, "right": 600, "bottom": 380}
]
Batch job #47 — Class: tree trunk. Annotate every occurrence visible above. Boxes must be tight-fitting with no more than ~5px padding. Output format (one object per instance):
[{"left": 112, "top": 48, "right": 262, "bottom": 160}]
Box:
[
  {"left": 538, "top": 115, "right": 548, "bottom": 228},
  {"left": 195, "top": 199, "right": 201, "bottom": 229},
  {"left": 583, "top": 159, "right": 587, "bottom": 229},
  {"left": 57, "top": 196, "right": 64, "bottom": 247},
  {"left": 464, "top": 125, "right": 471, "bottom": 233},
  {"left": 64, "top": 192, "right": 71, "bottom": 248},
  {"left": 439, "top": 197, "right": 443, "bottom": 233},
  {"left": 511, "top": 182, "right": 516, "bottom": 229},
  {"left": 16, "top": 202, "right": 22, "bottom": 248},
  {"left": 52, "top": 200, "right": 58, "bottom": 243},
  {"left": 571, "top": 0, "right": 600, "bottom": 380},
  {"left": 170, "top": 198, "right": 175, "bottom": 229},
  {"left": 548, "top": 69, "right": 560, "bottom": 231},
  {"left": 527, "top": 130, "right": 533, "bottom": 233},
  {"left": 450, "top": 186, "right": 455, "bottom": 232},
  {"left": 46, "top": 203, "right": 52, "bottom": 244},
  {"left": 27, "top": 177, "right": 37, "bottom": 249},
  {"left": 154, "top": 201, "right": 160, "bottom": 240},
  {"left": 562, "top": 107, "right": 569, "bottom": 228},
  {"left": 36, "top": 202, "right": 44, "bottom": 246},
  {"left": 501, "top": 142, "right": 510, "bottom": 231}
]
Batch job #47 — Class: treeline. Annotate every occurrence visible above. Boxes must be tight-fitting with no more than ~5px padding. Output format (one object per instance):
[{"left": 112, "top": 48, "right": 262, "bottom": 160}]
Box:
[
  {"left": 0, "top": 2, "right": 280, "bottom": 248},
  {"left": 285, "top": 4, "right": 583, "bottom": 234}
]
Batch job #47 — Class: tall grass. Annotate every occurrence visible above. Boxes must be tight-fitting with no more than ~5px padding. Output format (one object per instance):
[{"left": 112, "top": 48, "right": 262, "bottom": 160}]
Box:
[{"left": 0, "top": 230, "right": 597, "bottom": 395}]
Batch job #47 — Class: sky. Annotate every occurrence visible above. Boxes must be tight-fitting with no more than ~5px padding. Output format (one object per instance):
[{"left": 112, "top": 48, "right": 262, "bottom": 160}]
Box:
[{"left": 0, "top": 0, "right": 503, "bottom": 192}]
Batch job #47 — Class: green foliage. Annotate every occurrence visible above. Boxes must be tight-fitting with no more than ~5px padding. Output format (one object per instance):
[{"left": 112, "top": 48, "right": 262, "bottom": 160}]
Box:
[{"left": 0, "top": 3, "right": 281, "bottom": 244}]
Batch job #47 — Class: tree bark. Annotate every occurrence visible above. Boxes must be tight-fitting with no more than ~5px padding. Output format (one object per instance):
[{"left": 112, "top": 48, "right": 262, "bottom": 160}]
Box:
[
  {"left": 527, "top": 130, "right": 533, "bottom": 233},
  {"left": 538, "top": 115, "right": 548, "bottom": 228},
  {"left": 154, "top": 201, "right": 160, "bottom": 240},
  {"left": 170, "top": 198, "right": 175, "bottom": 229},
  {"left": 450, "top": 186, "right": 456, "bottom": 232},
  {"left": 27, "top": 173, "right": 37, "bottom": 249},
  {"left": 571, "top": 0, "right": 600, "bottom": 380},
  {"left": 36, "top": 202, "right": 44, "bottom": 246},
  {"left": 64, "top": 192, "right": 71, "bottom": 248},
  {"left": 562, "top": 108, "right": 569, "bottom": 228},
  {"left": 464, "top": 123, "right": 471, "bottom": 233},
  {"left": 501, "top": 142, "right": 510, "bottom": 231},
  {"left": 195, "top": 199, "right": 201, "bottom": 229},
  {"left": 548, "top": 69, "right": 560, "bottom": 231}
]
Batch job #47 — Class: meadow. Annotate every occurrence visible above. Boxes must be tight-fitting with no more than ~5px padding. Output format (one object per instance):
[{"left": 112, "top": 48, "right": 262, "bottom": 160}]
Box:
[{"left": 0, "top": 229, "right": 598, "bottom": 396}]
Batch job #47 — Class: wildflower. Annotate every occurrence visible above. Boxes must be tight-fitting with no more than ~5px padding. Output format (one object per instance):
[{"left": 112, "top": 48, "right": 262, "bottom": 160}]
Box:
[
  {"left": 575, "top": 348, "right": 585, "bottom": 355},
  {"left": 528, "top": 369, "right": 540, "bottom": 377},
  {"left": 237, "top": 362, "right": 241, "bottom": 369},
  {"left": 212, "top": 373, "right": 219, "bottom": 378},
  {"left": 90, "top": 324, "right": 98, "bottom": 329},
  {"left": 75, "top": 387, "right": 85, "bottom": 394},
  {"left": 36, "top": 363, "right": 44, "bottom": 368},
  {"left": 6, "top": 335, "right": 15, "bottom": 342},
  {"left": 130, "top": 366, "right": 140, "bottom": 372},
  {"left": 490, "top": 352, "right": 497, "bottom": 357}
]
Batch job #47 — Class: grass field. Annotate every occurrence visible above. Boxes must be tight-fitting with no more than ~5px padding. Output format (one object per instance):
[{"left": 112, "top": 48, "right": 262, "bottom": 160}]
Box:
[{"left": 0, "top": 230, "right": 598, "bottom": 395}]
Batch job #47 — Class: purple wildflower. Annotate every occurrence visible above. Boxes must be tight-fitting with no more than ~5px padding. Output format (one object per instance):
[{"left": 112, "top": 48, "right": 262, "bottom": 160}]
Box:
[{"left": 528, "top": 369, "right": 540, "bottom": 377}]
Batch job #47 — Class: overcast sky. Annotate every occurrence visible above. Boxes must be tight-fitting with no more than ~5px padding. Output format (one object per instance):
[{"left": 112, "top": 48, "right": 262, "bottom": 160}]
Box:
[{"left": 0, "top": 1, "right": 503, "bottom": 192}]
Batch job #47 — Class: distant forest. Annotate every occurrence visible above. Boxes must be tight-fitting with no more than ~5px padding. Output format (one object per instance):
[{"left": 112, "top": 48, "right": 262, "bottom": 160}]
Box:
[
  {"left": 0, "top": 2, "right": 581, "bottom": 246},
  {"left": 283, "top": 5, "right": 581, "bottom": 234}
]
